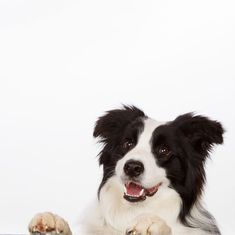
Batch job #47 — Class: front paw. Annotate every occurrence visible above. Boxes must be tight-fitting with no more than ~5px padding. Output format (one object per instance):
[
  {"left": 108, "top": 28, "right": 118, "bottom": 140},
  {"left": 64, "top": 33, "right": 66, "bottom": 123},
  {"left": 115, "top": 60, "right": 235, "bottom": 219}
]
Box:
[
  {"left": 126, "top": 215, "right": 172, "bottom": 235},
  {"left": 28, "top": 212, "right": 72, "bottom": 235}
]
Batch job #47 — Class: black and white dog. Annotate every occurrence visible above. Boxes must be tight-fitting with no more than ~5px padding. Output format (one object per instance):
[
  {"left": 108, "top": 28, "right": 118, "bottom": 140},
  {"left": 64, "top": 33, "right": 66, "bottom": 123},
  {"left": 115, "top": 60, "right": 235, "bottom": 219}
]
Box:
[{"left": 29, "top": 106, "right": 224, "bottom": 235}]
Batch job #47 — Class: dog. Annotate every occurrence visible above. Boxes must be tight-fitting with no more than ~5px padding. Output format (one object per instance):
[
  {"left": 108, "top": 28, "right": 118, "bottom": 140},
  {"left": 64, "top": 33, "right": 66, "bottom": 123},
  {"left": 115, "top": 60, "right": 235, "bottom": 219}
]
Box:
[{"left": 28, "top": 105, "right": 224, "bottom": 235}]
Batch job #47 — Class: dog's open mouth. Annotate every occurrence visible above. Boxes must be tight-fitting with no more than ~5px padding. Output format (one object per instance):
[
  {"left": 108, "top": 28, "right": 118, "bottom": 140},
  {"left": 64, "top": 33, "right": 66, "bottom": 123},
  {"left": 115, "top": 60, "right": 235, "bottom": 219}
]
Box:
[{"left": 124, "top": 182, "right": 162, "bottom": 202}]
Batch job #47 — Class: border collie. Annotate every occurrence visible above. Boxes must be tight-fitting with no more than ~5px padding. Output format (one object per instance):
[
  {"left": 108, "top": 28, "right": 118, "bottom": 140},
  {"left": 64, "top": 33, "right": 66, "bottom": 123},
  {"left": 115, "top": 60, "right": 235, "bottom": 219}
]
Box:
[{"left": 29, "top": 106, "right": 224, "bottom": 235}]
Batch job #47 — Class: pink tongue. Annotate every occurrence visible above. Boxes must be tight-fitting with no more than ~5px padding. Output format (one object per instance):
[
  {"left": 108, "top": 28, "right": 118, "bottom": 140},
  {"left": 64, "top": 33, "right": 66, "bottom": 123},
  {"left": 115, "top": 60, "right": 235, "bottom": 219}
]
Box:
[
  {"left": 146, "top": 186, "right": 157, "bottom": 194},
  {"left": 126, "top": 183, "right": 143, "bottom": 196}
]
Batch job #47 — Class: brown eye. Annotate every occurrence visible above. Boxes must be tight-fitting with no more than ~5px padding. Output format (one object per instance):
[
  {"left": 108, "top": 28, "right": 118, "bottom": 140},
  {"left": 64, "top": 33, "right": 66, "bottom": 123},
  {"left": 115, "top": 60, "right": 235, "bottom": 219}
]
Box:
[
  {"left": 158, "top": 146, "right": 171, "bottom": 156},
  {"left": 122, "top": 140, "right": 134, "bottom": 151}
]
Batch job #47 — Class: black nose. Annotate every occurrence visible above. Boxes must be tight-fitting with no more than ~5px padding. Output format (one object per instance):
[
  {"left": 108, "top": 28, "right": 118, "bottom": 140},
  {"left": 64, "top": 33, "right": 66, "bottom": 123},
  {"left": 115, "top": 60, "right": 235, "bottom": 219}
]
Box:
[{"left": 124, "top": 160, "right": 144, "bottom": 177}]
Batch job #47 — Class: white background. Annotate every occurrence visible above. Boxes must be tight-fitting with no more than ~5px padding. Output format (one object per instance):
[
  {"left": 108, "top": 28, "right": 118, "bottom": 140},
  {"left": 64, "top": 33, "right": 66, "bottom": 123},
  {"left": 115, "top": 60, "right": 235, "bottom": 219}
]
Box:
[{"left": 0, "top": 0, "right": 235, "bottom": 234}]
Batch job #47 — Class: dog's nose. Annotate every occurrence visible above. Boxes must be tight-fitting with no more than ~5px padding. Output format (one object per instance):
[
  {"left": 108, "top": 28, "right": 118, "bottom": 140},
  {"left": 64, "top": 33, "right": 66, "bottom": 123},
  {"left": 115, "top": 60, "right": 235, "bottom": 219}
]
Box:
[{"left": 124, "top": 160, "right": 144, "bottom": 177}]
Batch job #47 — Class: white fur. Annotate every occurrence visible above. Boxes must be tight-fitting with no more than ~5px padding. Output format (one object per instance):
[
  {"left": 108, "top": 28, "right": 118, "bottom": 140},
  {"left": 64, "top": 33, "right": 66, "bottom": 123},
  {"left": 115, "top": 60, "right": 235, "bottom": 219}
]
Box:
[{"left": 116, "top": 119, "right": 168, "bottom": 189}]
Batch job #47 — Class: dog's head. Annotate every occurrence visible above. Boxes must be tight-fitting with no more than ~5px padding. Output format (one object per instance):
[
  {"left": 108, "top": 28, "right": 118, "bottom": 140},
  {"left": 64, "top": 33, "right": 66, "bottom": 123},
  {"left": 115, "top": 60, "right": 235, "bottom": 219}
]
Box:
[{"left": 93, "top": 105, "right": 224, "bottom": 223}]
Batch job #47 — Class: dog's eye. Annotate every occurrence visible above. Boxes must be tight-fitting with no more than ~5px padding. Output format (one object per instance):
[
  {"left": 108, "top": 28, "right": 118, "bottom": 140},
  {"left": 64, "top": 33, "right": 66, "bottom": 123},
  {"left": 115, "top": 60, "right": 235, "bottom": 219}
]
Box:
[
  {"left": 158, "top": 146, "right": 171, "bottom": 157},
  {"left": 122, "top": 140, "right": 135, "bottom": 151}
]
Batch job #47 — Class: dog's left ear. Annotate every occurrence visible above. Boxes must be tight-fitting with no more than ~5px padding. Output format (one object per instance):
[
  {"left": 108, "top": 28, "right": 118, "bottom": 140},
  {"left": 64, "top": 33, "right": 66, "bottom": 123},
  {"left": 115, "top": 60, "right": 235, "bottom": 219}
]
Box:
[
  {"left": 174, "top": 113, "right": 224, "bottom": 155},
  {"left": 93, "top": 105, "right": 145, "bottom": 142}
]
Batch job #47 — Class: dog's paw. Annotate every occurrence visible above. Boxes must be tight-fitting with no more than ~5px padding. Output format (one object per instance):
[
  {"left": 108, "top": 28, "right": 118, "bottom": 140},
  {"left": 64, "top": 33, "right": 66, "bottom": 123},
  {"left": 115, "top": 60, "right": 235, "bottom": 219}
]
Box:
[
  {"left": 126, "top": 215, "right": 172, "bottom": 235},
  {"left": 28, "top": 212, "right": 72, "bottom": 235}
]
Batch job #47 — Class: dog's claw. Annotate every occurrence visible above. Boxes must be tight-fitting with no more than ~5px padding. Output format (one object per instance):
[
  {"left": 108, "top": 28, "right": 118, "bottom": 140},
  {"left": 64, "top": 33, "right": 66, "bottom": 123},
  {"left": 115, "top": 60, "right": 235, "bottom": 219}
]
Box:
[
  {"left": 127, "top": 215, "right": 172, "bottom": 235},
  {"left": 126, "top": 229, "right": 139, "bottom": 235},
  {"left": 28, "top": 212, "right": 72, "bottom": 235}
]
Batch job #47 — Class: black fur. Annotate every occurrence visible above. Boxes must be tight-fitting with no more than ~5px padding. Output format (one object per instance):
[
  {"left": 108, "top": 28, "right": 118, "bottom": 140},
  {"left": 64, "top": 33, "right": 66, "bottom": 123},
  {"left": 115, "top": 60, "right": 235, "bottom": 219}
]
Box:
[
  {"left": 93, "top": 106, "right": 224, "bottom": 234},
  {"left": 151, "top": 113, "right": 224, "bottom": 232},
  {"left": 93, "top": 105, "right": 146, "bottom": 195}
]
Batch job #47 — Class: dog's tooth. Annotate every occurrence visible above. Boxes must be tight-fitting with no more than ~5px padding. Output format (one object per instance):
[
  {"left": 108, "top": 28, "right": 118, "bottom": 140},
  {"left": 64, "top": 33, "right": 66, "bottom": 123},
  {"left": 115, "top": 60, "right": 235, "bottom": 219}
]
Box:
[
  {"left": 124, "top": 186, "right": 127, "bottom": 194},
  {"left": 140, "top": 188, "right": 144, "bottom": 196}
]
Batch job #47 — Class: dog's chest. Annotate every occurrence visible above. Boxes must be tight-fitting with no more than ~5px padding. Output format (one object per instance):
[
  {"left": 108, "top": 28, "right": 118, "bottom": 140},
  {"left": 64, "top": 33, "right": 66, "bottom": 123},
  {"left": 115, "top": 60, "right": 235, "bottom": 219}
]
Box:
[
  {"left": 100, "top": 186, "right": 189, "bottom": 233},
  {"left": 98, "top": 179, "right": 208, "bottom": 235}
]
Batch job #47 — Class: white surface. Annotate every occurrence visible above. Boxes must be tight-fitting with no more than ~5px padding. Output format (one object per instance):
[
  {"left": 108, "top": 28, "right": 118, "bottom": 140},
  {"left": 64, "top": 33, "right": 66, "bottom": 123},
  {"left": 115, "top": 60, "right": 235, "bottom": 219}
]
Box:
[{"left": 0, "top": 0, "right": 234, "bottom": 234}]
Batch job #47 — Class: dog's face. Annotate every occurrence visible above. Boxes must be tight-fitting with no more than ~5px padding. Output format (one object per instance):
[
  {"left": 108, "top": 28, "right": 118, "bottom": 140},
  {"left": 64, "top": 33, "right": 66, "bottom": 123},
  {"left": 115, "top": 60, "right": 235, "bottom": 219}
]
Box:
[{"left": 94, "top": 106, "right": 224, "bottom": 223}]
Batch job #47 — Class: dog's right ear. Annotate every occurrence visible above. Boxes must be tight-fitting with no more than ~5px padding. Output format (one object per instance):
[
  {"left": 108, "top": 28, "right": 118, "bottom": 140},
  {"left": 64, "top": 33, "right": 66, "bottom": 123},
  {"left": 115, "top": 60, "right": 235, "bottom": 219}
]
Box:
[{"left": 93, "top": 105, "right": 145, "bottom": 142}]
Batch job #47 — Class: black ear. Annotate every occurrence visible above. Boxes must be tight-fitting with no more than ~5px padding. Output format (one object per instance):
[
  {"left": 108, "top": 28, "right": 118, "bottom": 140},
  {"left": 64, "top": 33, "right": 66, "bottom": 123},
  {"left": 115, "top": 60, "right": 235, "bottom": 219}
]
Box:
[
  {"left": 174, "top": 113, "right": 224, "bottom": 155},
  {"left": 93, "top": 105, "right": 145, "bottom": 142}
]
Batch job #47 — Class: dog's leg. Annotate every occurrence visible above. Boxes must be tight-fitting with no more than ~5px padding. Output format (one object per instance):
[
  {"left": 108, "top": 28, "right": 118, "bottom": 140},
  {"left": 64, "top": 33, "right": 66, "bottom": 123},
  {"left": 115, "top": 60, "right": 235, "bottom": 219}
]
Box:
[
  {"left": 28, "top": 212, "right": 72, "bottom": 235},
  {"left": 126, "top": 214, "right": 172, "bottom": 235}
]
